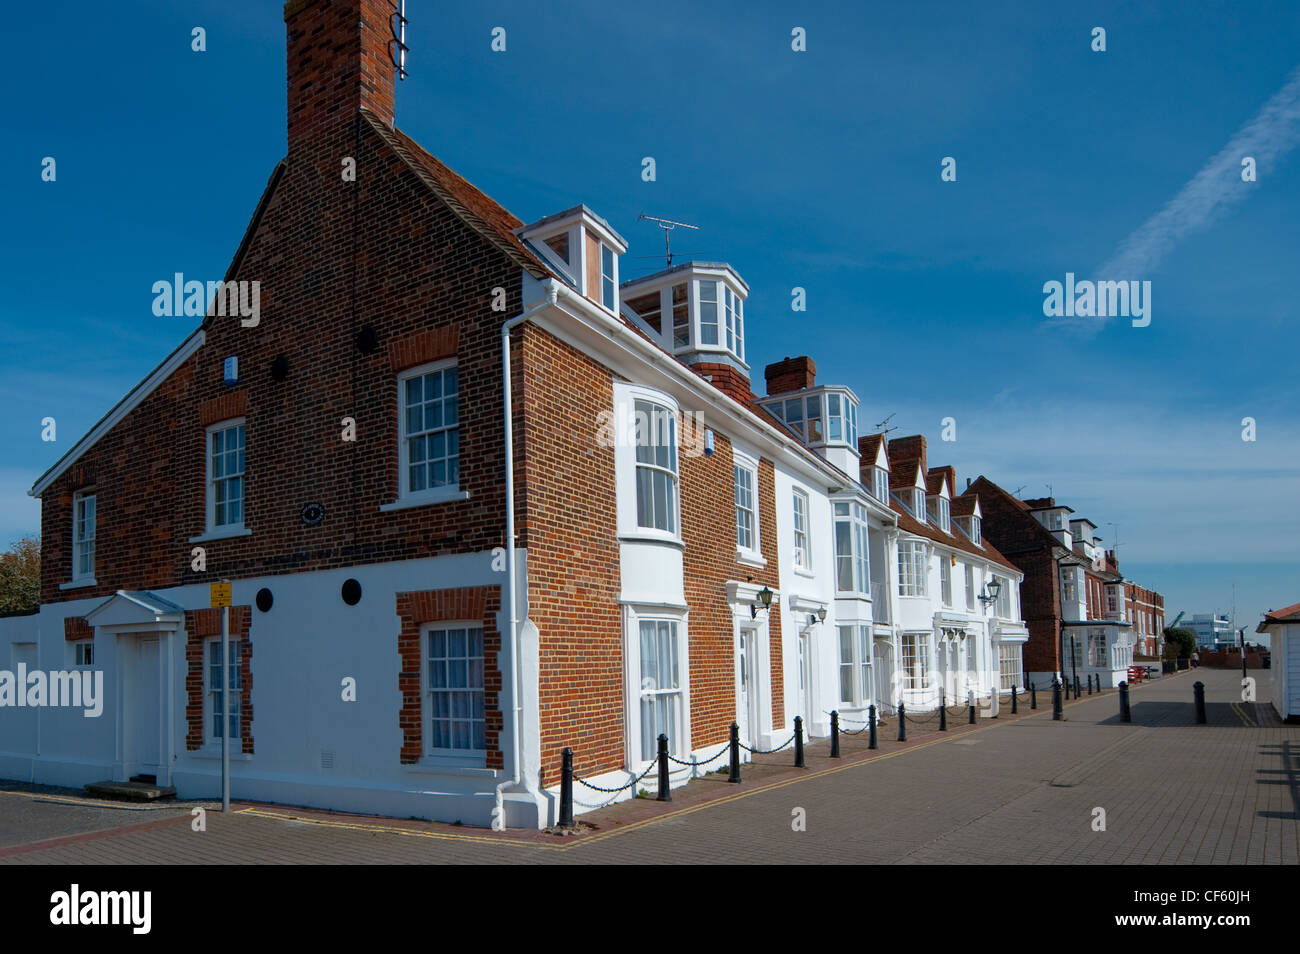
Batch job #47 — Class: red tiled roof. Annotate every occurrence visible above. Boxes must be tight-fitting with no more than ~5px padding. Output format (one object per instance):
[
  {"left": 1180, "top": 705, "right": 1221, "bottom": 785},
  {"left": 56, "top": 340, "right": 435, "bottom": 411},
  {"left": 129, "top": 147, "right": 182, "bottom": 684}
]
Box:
[
  {"left": 1264, "top": 602, "right": 1300, "bottom": 622},
  {"left": 364, "top": 110, "right": 548, "bottom": 278},
  {"left": 889, "top": 499, "right": 1020, "bottom": 573}
]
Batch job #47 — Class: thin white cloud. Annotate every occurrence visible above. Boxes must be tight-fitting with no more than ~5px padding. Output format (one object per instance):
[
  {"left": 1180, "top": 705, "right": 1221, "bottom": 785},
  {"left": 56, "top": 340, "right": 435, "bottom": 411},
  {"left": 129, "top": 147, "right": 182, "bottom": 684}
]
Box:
[{"left": 1098, "top": 63, "right": 1300, "bottom": 279}]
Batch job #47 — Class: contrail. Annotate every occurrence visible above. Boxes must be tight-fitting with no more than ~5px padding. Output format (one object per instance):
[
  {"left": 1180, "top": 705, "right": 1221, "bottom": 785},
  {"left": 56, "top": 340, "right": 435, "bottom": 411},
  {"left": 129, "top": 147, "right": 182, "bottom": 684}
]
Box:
[{"left": 1098, "top": 63, "right": 1300, "bottom": 279}]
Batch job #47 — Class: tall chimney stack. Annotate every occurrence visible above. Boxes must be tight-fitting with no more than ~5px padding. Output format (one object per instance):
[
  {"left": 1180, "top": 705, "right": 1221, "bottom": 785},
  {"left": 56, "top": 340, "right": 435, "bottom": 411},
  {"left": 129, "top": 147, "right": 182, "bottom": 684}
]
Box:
[{"left": 285, "top": 0, "right": 398, "bottom": 152}]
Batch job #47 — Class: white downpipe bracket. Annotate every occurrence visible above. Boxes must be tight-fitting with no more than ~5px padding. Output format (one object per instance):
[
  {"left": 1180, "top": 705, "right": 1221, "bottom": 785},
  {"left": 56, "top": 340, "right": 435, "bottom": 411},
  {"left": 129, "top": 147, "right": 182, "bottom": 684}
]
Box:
[{"left": 494, "top": 279, "right": 559, "bottom": 829}]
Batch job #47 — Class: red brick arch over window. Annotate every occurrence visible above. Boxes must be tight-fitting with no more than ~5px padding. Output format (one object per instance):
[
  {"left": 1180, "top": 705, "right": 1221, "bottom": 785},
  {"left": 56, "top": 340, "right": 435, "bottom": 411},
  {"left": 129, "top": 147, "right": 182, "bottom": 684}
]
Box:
[{"left": 396, "top": 586, "right": 502, "bottom": 767}]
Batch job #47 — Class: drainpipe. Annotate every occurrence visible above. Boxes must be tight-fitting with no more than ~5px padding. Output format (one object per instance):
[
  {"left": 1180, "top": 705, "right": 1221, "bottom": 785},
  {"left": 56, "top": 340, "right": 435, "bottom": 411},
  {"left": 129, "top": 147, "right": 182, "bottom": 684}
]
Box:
[{"left": 493, "top": 279, "right": 559, "bottom": 828}]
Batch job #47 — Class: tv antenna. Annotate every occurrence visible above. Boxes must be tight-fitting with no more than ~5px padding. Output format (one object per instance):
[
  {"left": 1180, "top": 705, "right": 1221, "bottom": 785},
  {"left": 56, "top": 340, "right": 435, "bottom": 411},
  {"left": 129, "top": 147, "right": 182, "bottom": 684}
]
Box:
[
  {"left": 638, "top": 213, "right": 699, "bottom": 268},
  {"left": 874, "top": 413, "right": 897, "bottom": 435},
  {"left": 1012, "top": 485, "right": 1026, "bottom": 498},
  {"left": 389, "top": 0, "right": 409, "bottom": 80},
  {"left": 1046, "top": 483, "right": 1053, "bottom": 498}
]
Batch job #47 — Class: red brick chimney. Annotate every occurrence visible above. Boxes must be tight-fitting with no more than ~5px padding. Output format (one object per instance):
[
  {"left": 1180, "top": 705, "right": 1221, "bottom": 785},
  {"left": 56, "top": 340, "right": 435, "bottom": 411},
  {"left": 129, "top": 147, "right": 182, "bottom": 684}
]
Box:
[
  {"left": 887, "top": 434, "right": 926, "bottom": 464},
  {"left": 285, "top": 0, "right": 397, "bottom": 151},
  {"left": 765, "top": 356, "right": 816, "bottom": 395}
]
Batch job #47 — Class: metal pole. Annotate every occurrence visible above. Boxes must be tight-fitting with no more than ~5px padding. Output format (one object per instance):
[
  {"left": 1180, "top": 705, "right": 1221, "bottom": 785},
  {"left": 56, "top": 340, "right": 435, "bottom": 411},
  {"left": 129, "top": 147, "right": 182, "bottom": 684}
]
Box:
[
  {"left": 1052, "top": 678, "right": 1063, "bottom": 721},
  {"left": 868, "top": 704, "right": 878, "bottom": 750},
  {"left": 656, "top": 734, "right": 671, "bottom": 801},
  {"left": 897, "top": 702, "right": 906, "bottom": 742},
  {"left": 1030, "top": 682, "right": 1037, "bottom": 710},
  {"left": 1070, "top": 634, "right": 1078, "bottom": 701},
  {"left": 968, "top": 689, "right": 976, "bottom": 724},
  {"left": 221, "top": 603, "right": 230, "bottom": 812},
  {"left": 1193, "top": 681, "right": 1207, "bottom": 724},
  {"left": 793, "top": 716, "right": 805, "bottom": 767},
  {"left": 728, "top": 722, "right": 741, "bottom": 783},
  {"left": 830, "top": 711, "right": 840, "bottom": 758},
  {"left": 1011, "top": 684, "right": 1018, "bottom": 714},
  {"left": 559, "top": 747, "right": 574, "bottom": 827},
  {"left": 1240, "top": 628, "right": 1247, "bottom": 680},
  {"left": 1119, "top": 681, "right": 1132, "bottom": 723},
  {"left": 939, "top": 688, "right": 947, "bottom": 731}
]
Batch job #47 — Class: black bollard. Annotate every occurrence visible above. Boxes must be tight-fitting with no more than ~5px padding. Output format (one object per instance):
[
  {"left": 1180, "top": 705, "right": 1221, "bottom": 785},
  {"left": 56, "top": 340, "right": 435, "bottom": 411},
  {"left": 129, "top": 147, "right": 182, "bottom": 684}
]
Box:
[
  {"left": 794, "top": 715, "right": 806, "bottom": 768},
  {"left": 1119, "top": 681, "right": 1132, "bottom": 723},
  {"left": 1011, "top": 684, "right": 1018, "bottom": 714},
  {"left": 1031, "top": 682, "right": 1038, "bottom": 710},
  {"left": 1194, "top": 681, "right": 1207, "bottom": 724},
  {"left": 968, "top": 690, "right": 977, "bottom": 724},
  {"left": 939, "top": 688, "right": 948, "bottom": 731},
  {"left": 1052, "top": 679, "right": 1063, "bottom": 721},
  {"left": 830, "top": 710, "right": 841, "bottom": 758},
  {"left": 897, "top": 702, "right": 907, "bottom": 742},
  {"left": 559, "top": 747, "right": 575, "bottom": 828},
  {"left": 868, "top": 704, "right": 878, "bottom": 750},
  {"left": 1087, "top": 674, "right": 1093, "bottom": 695},
  {"left": 656, "top": 734, "right": 671, "bottom": 802},
  {"left": 1074, "top": 675, "right": 1081, "bottom": 699},
  {"left": 728, "top": 722, "right": 741, "bottom": 783}
]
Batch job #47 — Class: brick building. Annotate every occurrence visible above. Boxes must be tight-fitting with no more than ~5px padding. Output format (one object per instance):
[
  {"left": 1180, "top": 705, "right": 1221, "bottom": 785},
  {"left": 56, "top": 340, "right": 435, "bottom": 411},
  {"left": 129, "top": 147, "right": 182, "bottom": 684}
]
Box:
[
  {"left": 970, "top": 478, "right": 1164, "bottom": 688},
  {"left": 0, "top": 0, "right": 1031, "bottom": 827}
]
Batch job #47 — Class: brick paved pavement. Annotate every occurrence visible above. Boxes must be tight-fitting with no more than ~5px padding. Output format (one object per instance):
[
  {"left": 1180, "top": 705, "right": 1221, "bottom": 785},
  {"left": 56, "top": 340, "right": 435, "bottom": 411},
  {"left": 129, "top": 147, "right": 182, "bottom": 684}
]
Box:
[{"left": 1, "top": 668, "right": 1295, "bottom": 864}]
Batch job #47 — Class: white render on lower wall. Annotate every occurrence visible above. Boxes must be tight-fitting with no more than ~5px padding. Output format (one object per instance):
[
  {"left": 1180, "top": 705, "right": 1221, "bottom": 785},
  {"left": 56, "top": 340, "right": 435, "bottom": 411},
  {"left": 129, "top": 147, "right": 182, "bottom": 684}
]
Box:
[{"left": 0, "top": 551, "right": 550, "bottom": 829}]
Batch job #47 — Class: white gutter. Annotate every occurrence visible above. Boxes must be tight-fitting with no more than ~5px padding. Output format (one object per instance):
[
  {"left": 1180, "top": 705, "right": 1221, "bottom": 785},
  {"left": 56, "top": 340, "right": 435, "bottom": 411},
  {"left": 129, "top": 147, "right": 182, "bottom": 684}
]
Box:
[{"left": 494, "top": 278, "right": 560, "bottom": 828}]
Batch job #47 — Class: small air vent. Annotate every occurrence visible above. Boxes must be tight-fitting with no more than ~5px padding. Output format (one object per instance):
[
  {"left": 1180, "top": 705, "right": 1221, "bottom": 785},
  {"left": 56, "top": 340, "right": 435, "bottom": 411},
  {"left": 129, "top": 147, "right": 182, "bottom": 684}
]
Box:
[
  {"left": 356, "top": 325, "right": 379, "bottom": 355},
  {"left": 320, "top": 750, "right": 334, "bottom": 770}
]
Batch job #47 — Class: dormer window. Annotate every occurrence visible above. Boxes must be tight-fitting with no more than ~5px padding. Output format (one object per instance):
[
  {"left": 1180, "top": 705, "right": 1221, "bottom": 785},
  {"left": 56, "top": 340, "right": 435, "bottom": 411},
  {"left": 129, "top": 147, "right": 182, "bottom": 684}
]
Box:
[
  {"left": 935, "top": 497, "right": 950, "bottom": 533},
  {"left": 725, "top": 286, "right": 743, "bottom": 357},
  {"left": 872, "top": 467, "right": 889, "bottom": 503},
  {"left": 970, "top": 515, "right": 981, "bottom": 545},
  {"left": 621, "top": 264, "right": 748, "bottom": 368},
  {"left": 913, "top": 488, "right": 926, "bottom": 518},
  {"left": 826, "top": 393, "right": 857, "bottom": 445},
  {"left": 600, "top": 244, "right": 616, "bottom": 311}
]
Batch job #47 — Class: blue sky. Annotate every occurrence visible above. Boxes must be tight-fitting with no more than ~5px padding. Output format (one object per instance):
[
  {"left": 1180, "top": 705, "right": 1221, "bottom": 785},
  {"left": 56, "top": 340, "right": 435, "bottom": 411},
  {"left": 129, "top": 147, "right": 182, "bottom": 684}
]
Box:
[{"left": 3, "top": 0, "right": 1297, "bottom": 636}]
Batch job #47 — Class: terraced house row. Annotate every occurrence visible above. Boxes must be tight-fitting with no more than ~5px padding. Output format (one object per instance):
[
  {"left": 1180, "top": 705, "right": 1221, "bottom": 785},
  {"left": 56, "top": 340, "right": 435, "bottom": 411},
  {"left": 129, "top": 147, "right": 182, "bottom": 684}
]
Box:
[{"left": 0, "top": 0, "right": 1160, "bottom": 828}]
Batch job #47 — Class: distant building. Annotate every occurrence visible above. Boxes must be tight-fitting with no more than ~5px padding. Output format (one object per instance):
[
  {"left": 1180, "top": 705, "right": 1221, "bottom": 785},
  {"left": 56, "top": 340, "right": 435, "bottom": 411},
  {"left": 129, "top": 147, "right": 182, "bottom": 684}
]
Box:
[{"left": 1183, "top": 613, "right": 1234, "bottom": 649}]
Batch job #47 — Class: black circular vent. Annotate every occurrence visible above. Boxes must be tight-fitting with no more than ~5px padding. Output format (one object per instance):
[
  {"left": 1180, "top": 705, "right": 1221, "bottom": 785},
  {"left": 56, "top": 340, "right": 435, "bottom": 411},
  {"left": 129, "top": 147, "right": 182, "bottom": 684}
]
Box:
[
  {"left": 356, "top": 325, "right": 379, "bottom": 355},
  {"left": 255, "top": 588, "right": 273, "bottom": 613},
  {"left": 341, "top": 578, "right": 362, "bottom": 606}
]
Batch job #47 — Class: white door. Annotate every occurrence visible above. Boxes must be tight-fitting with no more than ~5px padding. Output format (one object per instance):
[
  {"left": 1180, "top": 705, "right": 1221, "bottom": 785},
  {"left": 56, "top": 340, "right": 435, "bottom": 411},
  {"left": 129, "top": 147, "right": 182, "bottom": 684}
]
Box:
[
  {"left": 737, "top": 628, "right": 758, "bottom": 746},
  {"left": 126, "top": 637, "right": 164, "bottom": 780},
  {"left": 874, "top": 640, "right": 893, "bottom": 711}
]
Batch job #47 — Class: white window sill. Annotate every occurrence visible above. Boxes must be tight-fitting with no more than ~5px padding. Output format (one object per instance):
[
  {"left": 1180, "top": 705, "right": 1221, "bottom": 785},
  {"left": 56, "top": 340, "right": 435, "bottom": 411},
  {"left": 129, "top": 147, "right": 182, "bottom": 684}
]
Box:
[
  {"left": 189, "top": 526, "right": 252, "bottom": 543},
  {"left": 618, "top": 531, "right": 684, "bottom": 549},
  {"left": 379, "top": 489, "right": 470, "bottom": 512},
  {"left": 736, "top": 549, "right": 766, "bottom": 568},
  {"left": 792, "top": 566, "right": 816, "bottom": 579},
  {"left": 60, "top": 578, "right": 97, "bottom": 591},
  {"left": 403, "top": 760, "right": 495, "bottom": 779},
  {"left": 191, "top": 747, "right": 252, "bottom": 761}
]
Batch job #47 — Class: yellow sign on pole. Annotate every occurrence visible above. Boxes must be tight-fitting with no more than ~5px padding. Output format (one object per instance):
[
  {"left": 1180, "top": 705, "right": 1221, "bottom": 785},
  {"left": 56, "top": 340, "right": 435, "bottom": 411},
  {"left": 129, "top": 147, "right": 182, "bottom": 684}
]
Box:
[{"left": 209, "top": 582, "right": 232, "bottom": 608}]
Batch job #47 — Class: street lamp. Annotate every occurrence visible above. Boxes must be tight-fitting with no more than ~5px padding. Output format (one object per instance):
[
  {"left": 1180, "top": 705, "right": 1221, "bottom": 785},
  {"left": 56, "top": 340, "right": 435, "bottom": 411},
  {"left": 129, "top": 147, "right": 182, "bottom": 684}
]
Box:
[
  {"left": 751, "top": 585, "right": 773, "bottom": 620},
  {"left": 978, "top": 578, "right": 1001, "bottom": 608}
]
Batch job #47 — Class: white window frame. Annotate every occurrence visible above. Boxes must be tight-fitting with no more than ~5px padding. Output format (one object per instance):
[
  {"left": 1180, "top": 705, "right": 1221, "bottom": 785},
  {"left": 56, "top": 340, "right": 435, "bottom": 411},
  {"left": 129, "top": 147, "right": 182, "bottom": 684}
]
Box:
[
  {"left": 600, "top": 243, "right": 617, "bottom": 312},
  {"left": 970, "top": 515, "right": 981, "bottom": 546},
  {"left": 914, "top": 488, "right": 926, "bottom": 518},
  {"left": 965, "top": 564, "right": 976, "bottom": 611},
  {"left": 74, "top": 641, "right": 94, "bottom": 668},
  {"left": 833, "top": 501, "right": 870, "bottom": 596},
  {"left": 623, "top": 607, "right": 691, "bottom": 767},
  {"left": 205, "top": 418, "right": 246, "bottom": 535},
  {"left": 897, "top": 540, "right": 927, "bottom": 597},
  {"left": 635, "top": 399, "right": 680, "bottom": 536},
  {"left": 72, "top": 490, "right": 96, "bottom": 583},
  {"left": 998, "top": 643, "right": 1022, "bottom": 690},
  {"left": 936, "top": 497, "right": 950, "bottom": 533},
  {"left": 697, "top": 279, "right": 720, "bottom": 347},
  {"left": 205, "top": 637, "right": 242, "bottom": 746},
  {"left": 995, "top": 575, "right": 1013, "bottom": 619},
  {"left": 940, "top": 557, "right": 952, "bottom": 607},
  {"left": 734, "top": 456, "right": 759, "bottom": 558},
  {"left": 792, "top": 488, "right": 811, "bottom": 571},
  {"left": 872, "top": 467, "right": 888, "bottom": 503},
  {"left": 422, "top": 622, "right": 487, "bottom": 762},
  {"left": 396, "top": 359, "right": 463, "bottom": 506},
  {"left": 837, "top": 623, "right": 872, "bottom": 707},
  {"left": 901, "top": 633, "right": 930, "bottom": 692},
  {"left": 613, "top": 384, "right": 682, "bottom": 544}
]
